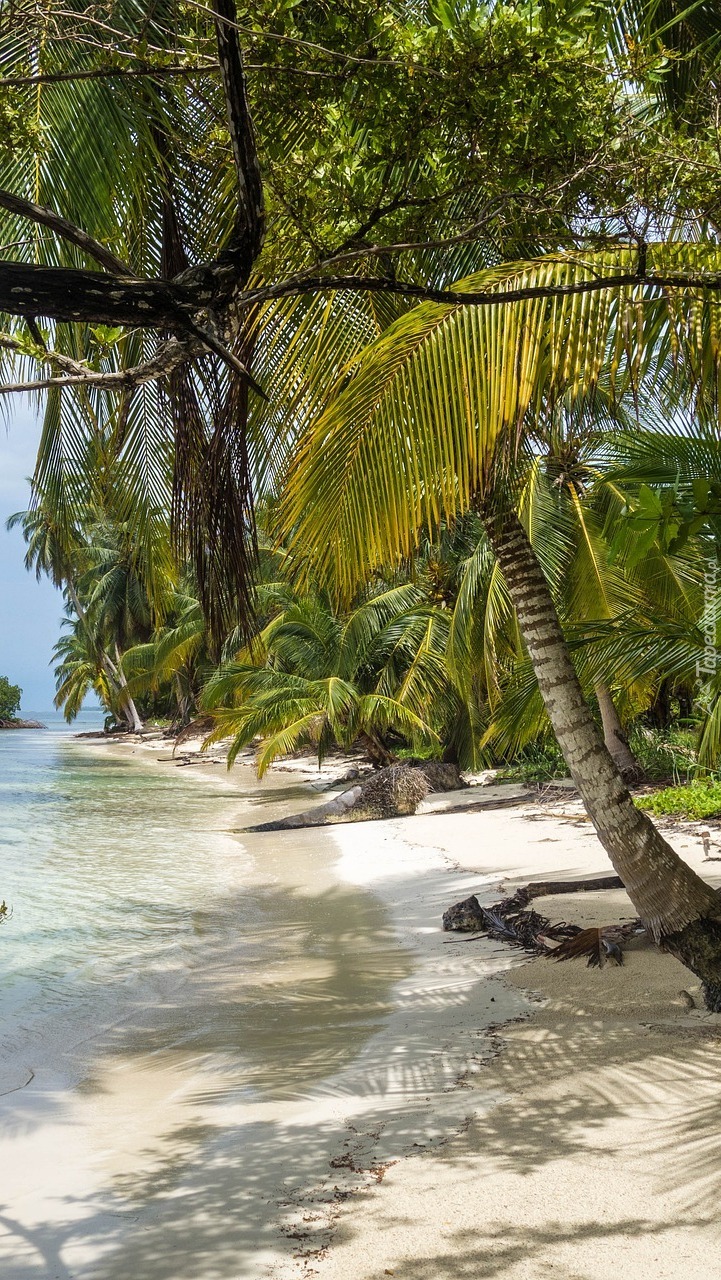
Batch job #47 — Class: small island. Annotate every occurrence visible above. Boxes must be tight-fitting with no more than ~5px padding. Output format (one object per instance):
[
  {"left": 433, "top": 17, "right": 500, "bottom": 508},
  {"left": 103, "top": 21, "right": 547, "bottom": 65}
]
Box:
[{"left": 0, "top": 676, "right": 45, "bottom": 729}]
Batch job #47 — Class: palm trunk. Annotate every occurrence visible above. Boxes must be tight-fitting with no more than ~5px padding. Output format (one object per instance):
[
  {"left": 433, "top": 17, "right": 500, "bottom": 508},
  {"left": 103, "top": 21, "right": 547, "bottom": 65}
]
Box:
[
  {"left": 595, "top": 681, "right": 643, "bottom": 783},
  {"left": 113, "top": 644, "right": 144, "bottom": 734},
  {"left": 67, "top": 582, "right": 142, "bottom": 733},
  {"left": 485, "top": 509, "right": 721, "bottom": 1008}
]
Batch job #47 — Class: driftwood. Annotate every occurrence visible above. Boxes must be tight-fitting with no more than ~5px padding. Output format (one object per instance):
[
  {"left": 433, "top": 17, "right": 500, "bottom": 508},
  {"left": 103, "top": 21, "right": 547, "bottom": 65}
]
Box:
[
  {"left": 443, "top": 874, "right": 642, "bottom": 965},
  {"left": 246, "top": 763, "right": 430, "bottom": 832}
]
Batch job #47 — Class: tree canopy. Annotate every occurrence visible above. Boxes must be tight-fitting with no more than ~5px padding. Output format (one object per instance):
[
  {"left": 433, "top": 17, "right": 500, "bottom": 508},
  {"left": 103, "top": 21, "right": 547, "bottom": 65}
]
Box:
[{"left": 0, "top": 676, "right": 22, "bottom": 721}]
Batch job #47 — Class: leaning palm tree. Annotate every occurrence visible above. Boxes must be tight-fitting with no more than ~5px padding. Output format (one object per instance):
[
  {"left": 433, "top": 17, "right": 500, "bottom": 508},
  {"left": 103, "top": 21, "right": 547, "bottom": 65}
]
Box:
[
  {"left": 4, "top": 0, "right": 721, "bottom": 1005},
  {"left": 466, "top": 410, "right": 707, "bottom": 779},
  {"left": 278, "top": 250, "right": 721, "bottom": 1007}
]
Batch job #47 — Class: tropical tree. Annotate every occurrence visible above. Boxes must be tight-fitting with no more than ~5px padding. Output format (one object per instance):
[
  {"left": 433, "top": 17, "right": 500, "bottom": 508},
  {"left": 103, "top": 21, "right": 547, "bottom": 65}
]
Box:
[
  {"left": 52, "top": 622, "right": 116, "bottom": 725},
  {"left": 121, "top": 588, "right": 211, "bottom": 729},
  {"left": 0, "top": 676, "right": 22, "bottom": 721},
  {"left": 465, "top": 410, "right": 706, "bottom": 779},
  {"left": 8, "top": 501, "right": 146, "bottom": 731},
  {"left": 201, "top": 582, "right": 481, "bottom": 772},
  {"left": 3, "top": 0, "right": 721, "bottom": 1002},
  {"left": 276, "top": 250, "right": 721, "bottom": 1006}
]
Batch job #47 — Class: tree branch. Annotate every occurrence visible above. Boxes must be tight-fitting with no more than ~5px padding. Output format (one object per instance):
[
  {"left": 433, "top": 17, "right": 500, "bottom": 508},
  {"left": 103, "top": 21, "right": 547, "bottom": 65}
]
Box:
[
  {"left": 0, "top": 190, "right": 134, "bottom": 276},
  {"left": 0, "top": 261, "right": 203, "bottom": 325},
  {"left": 0, "top": 336, "right": 200, "bottom": 394},
  {"left": 0, "top": 62, "right": 337, "bottom": 88},
  {"left": 238, "top": 268, "right": 721, "bottom": 312},
  {"left": 212, "top": 0, "right": 265, "bottom": 285}
]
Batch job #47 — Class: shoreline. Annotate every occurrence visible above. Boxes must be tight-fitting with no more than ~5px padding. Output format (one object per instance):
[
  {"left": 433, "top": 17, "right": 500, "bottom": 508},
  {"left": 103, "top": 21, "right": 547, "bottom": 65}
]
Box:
[
  {"left": 75, "top": 734, "right": 537, "bottom": 1275},
  {"left": 4, "top": 731, "right": 721, "bottom": 1277},
  {"left": 90, "top": 738, "right": 721, "bottom": 1278},
  {"left": 0, "top": 733, "right": 530, "bottom": 1279}
]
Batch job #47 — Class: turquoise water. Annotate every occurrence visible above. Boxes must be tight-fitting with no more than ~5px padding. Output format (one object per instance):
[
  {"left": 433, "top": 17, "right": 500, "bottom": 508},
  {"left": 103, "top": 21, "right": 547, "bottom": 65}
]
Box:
[
  {"left": 0, "top": 717, "right": 407, "bottom": 1095},
  {"left": 0, "top": 722, "right": 415, "bottom": 1278}
]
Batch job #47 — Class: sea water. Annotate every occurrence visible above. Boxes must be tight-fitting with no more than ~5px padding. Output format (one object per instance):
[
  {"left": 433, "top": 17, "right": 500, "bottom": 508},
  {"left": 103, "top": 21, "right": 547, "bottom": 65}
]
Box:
[
  {"left": 0, "top": 715, "right": 407, "bottom": 1092},
  {"left": 0, "top": 719, "right": 411, "bottom": 1278}
]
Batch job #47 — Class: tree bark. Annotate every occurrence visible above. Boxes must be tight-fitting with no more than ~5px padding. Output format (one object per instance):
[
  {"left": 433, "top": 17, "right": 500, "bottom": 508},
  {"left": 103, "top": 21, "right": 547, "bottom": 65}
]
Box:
[
  {"left": 484, "top": 509, "right": 721, "bottom": 1007},
  {"left": 595, "top": 680, "right": 644, "bottom": 783},
  {"left": 0, "top": 262, "right": 202, "bottom": 327},
  {"left": 113, "top": 645, "right": 144, "bottom": 734}
]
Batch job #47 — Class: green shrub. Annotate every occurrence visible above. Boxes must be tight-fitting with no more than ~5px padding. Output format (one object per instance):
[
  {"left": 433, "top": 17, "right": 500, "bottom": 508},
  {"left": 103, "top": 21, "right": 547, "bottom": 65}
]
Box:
[
  {"left": 0, "top": 676, "right": 21, "bottom": 721},
  {"left": 495, "top": 740, "right": 567, "bottom": 784},
  {"left": 628, "top": 725, "right": 698, "bottom": 784},
  {"left": 637, "top": 779, "right": 721, "bottom": 821}
]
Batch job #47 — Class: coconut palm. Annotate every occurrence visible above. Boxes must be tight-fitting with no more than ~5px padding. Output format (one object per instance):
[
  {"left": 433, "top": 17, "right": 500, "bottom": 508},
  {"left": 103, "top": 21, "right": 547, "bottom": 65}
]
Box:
[
  {"left": 120, "top": 590, "right": 212, "bottom": 730},
  {"left": 52, "top": 622, "right": 116, "bottom": 726},
  {"left": 277, "top": 247, "right": 721, "bottom": 1006},
  {"left": 461, "top": 409, "right": 706, "bottom": 778},
  {"left": 5, "top": 0, "right": 721, "bottom": 1001},
  {"left": 200, "top": 583, "right": 481, "bottom": 774}
]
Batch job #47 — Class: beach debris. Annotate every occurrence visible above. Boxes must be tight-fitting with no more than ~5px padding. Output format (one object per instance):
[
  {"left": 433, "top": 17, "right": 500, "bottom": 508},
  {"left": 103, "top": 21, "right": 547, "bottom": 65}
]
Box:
[
  {"left": 246, "top": 762, "right": 429, "bottom": 831},
  {"left": 442, "top": 895, "right": 486, "bottom": 931},
  {"left": 700, "top": 829, "right": 721, "bottom": 861},
  {"left": 551, "top": 926, "right": 625, "bottom": 967},
  {"left": 442, "top": 874, "right": 641, "bottom": 965}
]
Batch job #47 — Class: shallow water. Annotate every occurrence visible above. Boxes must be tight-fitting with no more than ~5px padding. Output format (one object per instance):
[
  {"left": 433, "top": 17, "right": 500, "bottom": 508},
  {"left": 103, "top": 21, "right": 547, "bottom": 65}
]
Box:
[{"left": 0, "top": 719, "right": 412, "bottom": 1277}]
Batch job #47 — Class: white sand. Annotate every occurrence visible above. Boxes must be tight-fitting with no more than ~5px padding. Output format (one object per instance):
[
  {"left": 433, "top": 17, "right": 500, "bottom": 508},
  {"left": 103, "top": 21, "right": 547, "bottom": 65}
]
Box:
[
  {"left": 3, "top": 746, "right": 721, "bottom": 1280},
  {"left": 304, "top": 801, "right": 721, "bottom": 1280}
]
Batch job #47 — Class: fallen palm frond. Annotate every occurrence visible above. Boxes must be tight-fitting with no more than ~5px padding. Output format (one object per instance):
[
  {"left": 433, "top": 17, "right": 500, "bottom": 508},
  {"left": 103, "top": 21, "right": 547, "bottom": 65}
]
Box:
[{"left": 551, "top": 926, "right": 626, "bottom": 968}]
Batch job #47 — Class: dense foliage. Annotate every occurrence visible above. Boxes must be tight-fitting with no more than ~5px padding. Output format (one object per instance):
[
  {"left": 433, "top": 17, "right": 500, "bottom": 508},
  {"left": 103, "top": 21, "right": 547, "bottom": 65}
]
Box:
[
  {"left": 0, "top": 676, "right": 22, "bottom": 721},
  {"left": 4, "top": 0, "right": 721, "bottom": 785}
]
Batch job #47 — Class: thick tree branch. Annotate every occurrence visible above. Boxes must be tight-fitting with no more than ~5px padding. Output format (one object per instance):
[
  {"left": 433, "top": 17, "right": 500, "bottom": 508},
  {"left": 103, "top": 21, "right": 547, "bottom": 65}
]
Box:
[
  {"left": 212, "top": 0, "right": 265, "bottom": 285},
  {"left": 0, "top": 190, "right": 134, "bottom": 276},
  {"left": 4, "top": 257, "right": 721, "bottom": 332},
  {"left": 0, "top": 261, "right": 204, "bottom": 325}
]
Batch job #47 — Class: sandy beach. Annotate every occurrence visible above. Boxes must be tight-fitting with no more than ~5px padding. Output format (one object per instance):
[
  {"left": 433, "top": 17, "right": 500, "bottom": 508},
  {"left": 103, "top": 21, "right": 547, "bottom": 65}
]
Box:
[
  {"left": 2, "top": 736, "right": 721, "bottom": 1279},
  {"left": 311, "top": 802, "right": 721, "bottom": 1280}
]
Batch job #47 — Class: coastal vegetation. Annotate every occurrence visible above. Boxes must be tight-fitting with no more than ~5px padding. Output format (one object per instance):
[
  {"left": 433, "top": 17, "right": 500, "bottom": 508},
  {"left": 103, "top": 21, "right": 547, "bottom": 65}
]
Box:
[
  {"left": 4, "top": 1, "right": 721, "bottom": 1001},
  {"left": 0, "top": 676, "right": 21, "bottom": 723}
]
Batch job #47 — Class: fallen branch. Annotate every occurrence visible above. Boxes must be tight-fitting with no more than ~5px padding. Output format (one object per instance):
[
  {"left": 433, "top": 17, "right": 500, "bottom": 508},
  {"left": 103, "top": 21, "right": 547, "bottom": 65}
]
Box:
[{"left": 442, "top": 875, "right": 641, "bottom": 964}]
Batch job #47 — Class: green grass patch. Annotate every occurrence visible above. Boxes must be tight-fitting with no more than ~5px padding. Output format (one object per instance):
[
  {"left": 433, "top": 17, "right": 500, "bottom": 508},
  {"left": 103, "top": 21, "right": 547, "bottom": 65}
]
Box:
[{"left": 637, "top": 779, "right": 721, "bottom": 821}]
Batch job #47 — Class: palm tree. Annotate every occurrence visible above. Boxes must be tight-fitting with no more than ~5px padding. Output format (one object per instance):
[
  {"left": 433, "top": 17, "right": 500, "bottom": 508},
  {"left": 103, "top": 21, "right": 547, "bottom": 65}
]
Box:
[
  {"left": 278, "top": 251, "right": 721, "bottom": 1007},
  {"left": 200, "top": 583, "right": 479, "bottom": 773},
  {"left": 121, "top": 589, "right": 211, "bottom": 730},
  {"left": 53, "top": 622, "right": 116, "bottom": 726},
  {"left": 7, "top": 500, "right": 148, "bottom": 731},
  {"left": 4, "top": 0, "right": 721, "bottom": 1000},
  {"left": 462, "top": 411, "right": 706, "bottom": 779}
]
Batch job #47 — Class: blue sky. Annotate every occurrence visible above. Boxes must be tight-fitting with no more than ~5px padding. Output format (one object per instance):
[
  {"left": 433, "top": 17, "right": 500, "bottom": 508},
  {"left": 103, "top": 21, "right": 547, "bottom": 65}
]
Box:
[{"left": 0, "top": 401, "right": 67, "bottom": 713}]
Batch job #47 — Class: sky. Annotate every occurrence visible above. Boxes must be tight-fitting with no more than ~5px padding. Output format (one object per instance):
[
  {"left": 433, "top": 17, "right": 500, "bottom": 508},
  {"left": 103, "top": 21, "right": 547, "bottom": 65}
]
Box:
[{"left": 0, "top": 400, "right": 67, "bottom": 714}]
